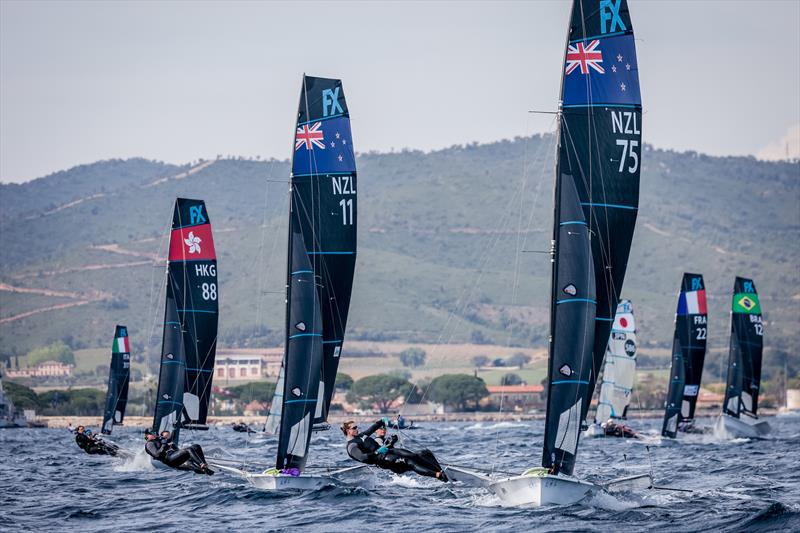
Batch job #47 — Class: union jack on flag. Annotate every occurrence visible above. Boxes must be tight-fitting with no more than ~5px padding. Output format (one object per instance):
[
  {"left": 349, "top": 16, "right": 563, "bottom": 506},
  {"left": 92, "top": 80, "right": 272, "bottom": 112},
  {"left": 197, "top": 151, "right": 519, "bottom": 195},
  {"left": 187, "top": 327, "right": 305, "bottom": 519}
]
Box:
[
  {"left": 295, "top": 122, "right": 325, "bottom": 151},
  {"left": 565, "top": 40, "right": 605, "bottom": 75}
]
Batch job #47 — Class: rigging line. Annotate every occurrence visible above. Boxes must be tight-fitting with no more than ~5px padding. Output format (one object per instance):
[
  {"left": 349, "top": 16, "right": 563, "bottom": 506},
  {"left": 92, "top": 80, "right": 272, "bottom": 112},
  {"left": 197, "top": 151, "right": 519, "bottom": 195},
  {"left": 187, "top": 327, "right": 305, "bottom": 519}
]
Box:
[
  {"left": 397, "top": 196, "right": 519, "bottom": 407},
  {"left": 490, "top": 117, "right": 558, "bottom": 473},
  {"left": 401, "top": 130, "right": 557, "bottom": 413}
]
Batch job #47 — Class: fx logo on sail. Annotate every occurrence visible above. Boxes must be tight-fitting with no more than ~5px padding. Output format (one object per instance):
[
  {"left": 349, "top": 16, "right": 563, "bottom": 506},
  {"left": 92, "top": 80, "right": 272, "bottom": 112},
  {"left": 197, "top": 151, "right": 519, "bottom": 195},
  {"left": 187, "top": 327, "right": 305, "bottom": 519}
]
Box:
[
  {"left": 190, "top": 205, "right": 206, "bottom": 225},
  {"left": 600, "top": 0, "right": 626, "bottom": 34},
  {"left": 322, "top": 87, "right": 343, "bottom": 117}
]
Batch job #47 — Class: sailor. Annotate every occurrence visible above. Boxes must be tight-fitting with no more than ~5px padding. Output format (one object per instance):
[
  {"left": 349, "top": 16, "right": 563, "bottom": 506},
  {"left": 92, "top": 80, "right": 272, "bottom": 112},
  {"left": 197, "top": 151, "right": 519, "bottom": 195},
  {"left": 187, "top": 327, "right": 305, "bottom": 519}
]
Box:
[
  {"left": 341, "top": 420, "right": 447, "bottom": 481},
  {"left": 372, "top": 423, "right": 398, "bottom": 449},
  {"left": 144, "top": 430, "right": 214, "bottom": 475},
  {"left": 75, "top": 425, "right": 118, "bottom": 456}
]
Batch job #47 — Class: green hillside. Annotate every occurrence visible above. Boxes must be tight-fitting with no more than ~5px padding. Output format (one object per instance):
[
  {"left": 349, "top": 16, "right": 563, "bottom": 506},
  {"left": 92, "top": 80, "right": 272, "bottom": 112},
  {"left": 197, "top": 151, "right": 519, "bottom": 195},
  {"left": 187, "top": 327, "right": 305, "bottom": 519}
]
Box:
[{"left": 0, "top": 137, "right": 798, "bottom": 382}]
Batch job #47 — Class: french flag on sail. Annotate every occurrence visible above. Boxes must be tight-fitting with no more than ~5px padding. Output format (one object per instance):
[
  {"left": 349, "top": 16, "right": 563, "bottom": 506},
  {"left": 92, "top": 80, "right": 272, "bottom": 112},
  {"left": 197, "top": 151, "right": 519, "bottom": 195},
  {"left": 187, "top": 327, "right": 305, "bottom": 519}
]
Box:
[{"left": 677, "top": 290, "right": 707, "bottom": 315}]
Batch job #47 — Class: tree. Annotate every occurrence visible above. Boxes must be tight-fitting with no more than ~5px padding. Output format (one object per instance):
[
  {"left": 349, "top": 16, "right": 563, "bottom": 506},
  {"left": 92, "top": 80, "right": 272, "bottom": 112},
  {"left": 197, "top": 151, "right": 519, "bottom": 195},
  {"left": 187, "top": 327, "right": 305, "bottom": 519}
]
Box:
[
  {"left": 346, "top": 374, "right": 411, "bottom": 412},
  {"left": 26, "top": 341, "right": 75, "bottom": 366},
  {"left": 472, "top": 355, "right": 490, "bottom": 367},
  {"left": 335, "top": 372, "right": 354, "bottom": 391},
  {"left": 428, "top": 374, "right": 489, "bottom": 411},
  {"left": 388, "top": 369, "right": 412, "bottom": 381},
  {"left": 3, "top": 380, "right": 40, "bottom": 409},
  {"left": 501, "top": 373, "right": 523, "bottom": 386},
  {"left": 226, "top": 381, "right": 276, "bottom": 404},
  {"left": 507, "top": 352, "right": 531, "bottom": 368},
  {"left": 399, "top": 347, "right": 426, "bottom": 368}
]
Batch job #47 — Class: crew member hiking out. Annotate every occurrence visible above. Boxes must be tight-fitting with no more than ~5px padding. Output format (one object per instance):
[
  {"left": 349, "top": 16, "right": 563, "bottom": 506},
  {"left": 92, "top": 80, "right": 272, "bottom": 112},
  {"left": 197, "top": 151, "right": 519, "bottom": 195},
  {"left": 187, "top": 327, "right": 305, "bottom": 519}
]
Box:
[
  {"left": 341, "top": 420, "right": 447, "bottom": 482},
  {"left": 74, "top": 425, "right": 118, "bottom": 456},
  {"left": 144, "top": 430, "right": 214, "bottom": 475}
]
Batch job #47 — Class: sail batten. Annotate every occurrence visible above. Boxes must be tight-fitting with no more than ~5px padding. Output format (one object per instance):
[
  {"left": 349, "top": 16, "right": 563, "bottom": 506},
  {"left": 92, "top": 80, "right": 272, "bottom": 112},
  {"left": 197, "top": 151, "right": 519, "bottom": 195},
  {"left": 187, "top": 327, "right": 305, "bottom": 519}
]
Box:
[
  {"left": 275, "top": 76, "right": 357, "bottom": 472},
  {"left": 723, "top": 277, "right": 763, "bottom": 419},
  {"left": 101, "top": 325, "right": 131, "bottom": 435},
  {"left": 543, "top": 0, "right": 642, "bottom": 476}
]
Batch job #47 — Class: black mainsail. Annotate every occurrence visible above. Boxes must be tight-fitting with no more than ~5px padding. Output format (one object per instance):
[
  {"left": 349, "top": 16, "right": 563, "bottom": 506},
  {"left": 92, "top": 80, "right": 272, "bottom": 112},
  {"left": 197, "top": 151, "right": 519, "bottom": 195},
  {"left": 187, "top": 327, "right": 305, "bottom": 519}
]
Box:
[
  {"left": 662, "top": 273, "right": 708, "bottom": 438},
  {"left": 275, "top": 75, "right": 357, "bottom": 471},
  {"left": 543, "top": 0, "right": 642, "bottom": 476},
  {"left": 151, "top": 198, "right": 219, "bottom": 444},
  {"left": 722, "top": 277, "right": 763, "bottom": 419},
  {"left": 101, "top": 325, "right": 131, "bottom": 435}
]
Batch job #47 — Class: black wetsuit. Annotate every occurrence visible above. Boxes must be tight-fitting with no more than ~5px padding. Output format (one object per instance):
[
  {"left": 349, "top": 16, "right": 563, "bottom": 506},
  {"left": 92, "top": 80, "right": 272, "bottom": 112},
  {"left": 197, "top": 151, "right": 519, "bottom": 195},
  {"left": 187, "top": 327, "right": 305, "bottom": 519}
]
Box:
[
  {"left": 146, "top": 437, "right": 210, "bottom": 474},
  {"left": 346, "top": 421, "right": 445, "bottom": 481},
  {"left": 76, "top": 432, "right": 117, "bottom": 456}
]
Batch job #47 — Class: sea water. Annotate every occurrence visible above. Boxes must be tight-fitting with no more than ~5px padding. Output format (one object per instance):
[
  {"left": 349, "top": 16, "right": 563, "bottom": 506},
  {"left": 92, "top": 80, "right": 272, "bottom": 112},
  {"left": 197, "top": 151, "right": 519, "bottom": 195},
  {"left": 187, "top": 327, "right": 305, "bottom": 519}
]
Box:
[{"left": 1, "top": 416, "right": 799, "bottom": 531}]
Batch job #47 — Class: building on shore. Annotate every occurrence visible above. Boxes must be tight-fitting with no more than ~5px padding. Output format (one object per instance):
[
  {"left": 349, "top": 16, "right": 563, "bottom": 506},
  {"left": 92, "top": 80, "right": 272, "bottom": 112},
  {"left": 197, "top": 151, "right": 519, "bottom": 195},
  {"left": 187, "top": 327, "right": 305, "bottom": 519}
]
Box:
[
  {"left": 6, "top": 360, "right": 74, "bottom": 378},
  {"left": 213, "top": 348, "right": 283, "bottom": 382},
  {"left": 487, "top": 384, "right": 545, "bottom": 411}
]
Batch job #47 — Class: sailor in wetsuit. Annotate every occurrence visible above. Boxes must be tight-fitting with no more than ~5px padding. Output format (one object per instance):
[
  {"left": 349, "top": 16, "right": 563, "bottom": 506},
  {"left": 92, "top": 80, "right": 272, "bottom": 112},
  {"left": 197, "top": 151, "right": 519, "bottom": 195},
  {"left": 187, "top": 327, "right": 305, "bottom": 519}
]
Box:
[
  {"left": 144, "top": 430, "right": 213, "bottom": 475},
  {"left": 74, "top": 425, "right": 118, "bottom": 456},
  {"left": 342, "top": 420, "right": 447, "bottom": 481}
]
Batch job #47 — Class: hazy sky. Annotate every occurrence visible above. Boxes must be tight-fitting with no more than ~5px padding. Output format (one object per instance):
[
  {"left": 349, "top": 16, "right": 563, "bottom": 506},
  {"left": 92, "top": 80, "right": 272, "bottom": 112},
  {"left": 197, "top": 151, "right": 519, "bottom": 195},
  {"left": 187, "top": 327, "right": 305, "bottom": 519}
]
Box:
[{"left": 1, "top": 0, "right": 799, "bottom": 183}]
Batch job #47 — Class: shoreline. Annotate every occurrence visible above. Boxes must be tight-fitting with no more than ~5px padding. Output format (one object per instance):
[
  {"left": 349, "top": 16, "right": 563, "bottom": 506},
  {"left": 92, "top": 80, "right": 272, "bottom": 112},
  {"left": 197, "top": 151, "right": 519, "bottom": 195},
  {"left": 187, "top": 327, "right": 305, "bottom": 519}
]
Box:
[{"left": 32, "top": 407, "right": 781, "bottom": 429}]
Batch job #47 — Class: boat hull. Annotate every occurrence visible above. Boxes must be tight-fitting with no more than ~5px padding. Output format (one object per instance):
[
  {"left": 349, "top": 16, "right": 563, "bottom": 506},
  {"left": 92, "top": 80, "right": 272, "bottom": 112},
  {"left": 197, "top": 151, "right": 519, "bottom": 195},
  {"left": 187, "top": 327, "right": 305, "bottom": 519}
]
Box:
[
  {"left": 442, "top": 465, "right": 492, "bottom": 487},
  {"left": 714, "top": 413, "right": 771, "bottom": 438},
  {"left": 246, "top": 473, "right": 335, "bottom": 491},
  {"left": 488, "top": 473, "right": 596, "bottom": 507},
  {"left": 211, "top": 463, "right": 367, "bottom": 492}
]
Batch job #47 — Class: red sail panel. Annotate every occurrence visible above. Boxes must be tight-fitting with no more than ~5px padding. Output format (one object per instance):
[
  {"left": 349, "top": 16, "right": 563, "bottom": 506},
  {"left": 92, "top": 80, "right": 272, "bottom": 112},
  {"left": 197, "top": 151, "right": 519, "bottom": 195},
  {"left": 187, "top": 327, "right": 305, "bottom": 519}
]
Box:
[{"left": 168, "top": 223, "right": 216, "bottom": 261}]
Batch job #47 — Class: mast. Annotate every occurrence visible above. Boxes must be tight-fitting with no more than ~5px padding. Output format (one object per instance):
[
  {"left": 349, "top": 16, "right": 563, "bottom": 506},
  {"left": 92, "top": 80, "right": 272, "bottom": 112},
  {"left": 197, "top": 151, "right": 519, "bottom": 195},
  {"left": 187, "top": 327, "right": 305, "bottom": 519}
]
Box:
[
  {"left": 722, "top": 277, "right": 763, "bottom": 419},
  {"left": 151, "top": 198, "right": 219, "bottom": 444},
  {"left": 594, "top": 300, "right": 637, "bottom": 424},
  {"left": 662, "top": 273, "right": 707, "bottom": 437},
  {"left": 542, "top": 0, "right": 642, "bottom": 476},
  {"left": 102, "top": 325, "right": 131, "bottom": 435},
  {"left": 275, "top": 76, "right": 357, "bottom": 471}
]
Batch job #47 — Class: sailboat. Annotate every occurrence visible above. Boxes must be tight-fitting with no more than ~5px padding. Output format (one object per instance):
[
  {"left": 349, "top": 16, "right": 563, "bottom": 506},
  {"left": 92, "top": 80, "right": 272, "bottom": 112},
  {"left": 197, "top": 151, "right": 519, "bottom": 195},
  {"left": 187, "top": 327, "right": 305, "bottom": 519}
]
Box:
[
  {"left": 661, "top": 273, "right": 708, "bottom": 438},
  {"left": 714, "top": 277, "right": 771, "bottom": 438},
  {"left": 587, "top": 300, "right": 639, "bottom": 438},
  {"left": 0, "top": 374, "right": 26, "bottom": 428},
  {"left": 216, "top": 75, "right": 362, "bottom": 490},
  {"left": 150, "top": 198, "right": 219, "bottom": 445},
  {"left": 101, "top": 325, "right": 131, "bottom": 435},
  {"left": 486, "top": 0, "right": 649, "bottom": 506}
]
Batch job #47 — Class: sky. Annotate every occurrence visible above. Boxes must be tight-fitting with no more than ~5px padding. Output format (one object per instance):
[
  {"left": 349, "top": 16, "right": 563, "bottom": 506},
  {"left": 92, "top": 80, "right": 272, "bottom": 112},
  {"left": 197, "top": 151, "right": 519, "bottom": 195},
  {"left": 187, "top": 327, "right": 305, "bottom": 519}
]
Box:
[{"left": 1, "top": 0, "right": 799, "bottom": 183}]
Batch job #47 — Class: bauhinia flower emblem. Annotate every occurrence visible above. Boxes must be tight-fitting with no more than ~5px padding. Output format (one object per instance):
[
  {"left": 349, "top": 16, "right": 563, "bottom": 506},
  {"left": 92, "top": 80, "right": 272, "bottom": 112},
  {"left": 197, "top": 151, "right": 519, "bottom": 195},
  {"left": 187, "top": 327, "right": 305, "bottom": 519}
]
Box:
[{"left": 184, "top": 231, "right": 202, "bottom": 254}]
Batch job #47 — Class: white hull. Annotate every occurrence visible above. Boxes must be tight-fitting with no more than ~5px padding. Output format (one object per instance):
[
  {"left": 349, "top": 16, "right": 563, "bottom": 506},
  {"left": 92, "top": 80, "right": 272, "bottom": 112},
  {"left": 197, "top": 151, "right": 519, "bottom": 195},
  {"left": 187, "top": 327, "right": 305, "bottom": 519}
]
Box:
[
  {"left": 714, "top": 413, "right": 771, "bottom": 438},
  {"left": 246, "top": 473, "right": 337, "bottom": 491},
  {"left": 489, "top": 472, "right": 596, "bottom": 507},
  {"left": 442, "top": 465, "right": 492, "bottom": 487},
  {"left": 211, "top": 463, "right": 367, "bottom": 492},
  {"left": 603, "top": 473, "right": 653, "bottom": 494}
]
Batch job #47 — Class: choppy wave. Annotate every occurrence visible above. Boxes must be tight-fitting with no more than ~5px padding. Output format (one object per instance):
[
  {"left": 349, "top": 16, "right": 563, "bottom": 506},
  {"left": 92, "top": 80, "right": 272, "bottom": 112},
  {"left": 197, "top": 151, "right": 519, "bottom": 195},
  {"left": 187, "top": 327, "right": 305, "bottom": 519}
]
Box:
[{"left": 1, "top": 416, "right": 799, "bottom": 532}]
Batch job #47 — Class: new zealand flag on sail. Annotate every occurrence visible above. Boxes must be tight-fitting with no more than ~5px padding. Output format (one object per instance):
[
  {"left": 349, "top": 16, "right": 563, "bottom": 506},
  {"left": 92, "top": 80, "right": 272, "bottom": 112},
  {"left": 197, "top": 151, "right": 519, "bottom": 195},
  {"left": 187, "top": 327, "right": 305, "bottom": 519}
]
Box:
[
  {"left": 563, "top": 33, "right": 641, "bottom": 107},
  {"left": 292, "top": 116, "right": 356, "bottom": 176}
]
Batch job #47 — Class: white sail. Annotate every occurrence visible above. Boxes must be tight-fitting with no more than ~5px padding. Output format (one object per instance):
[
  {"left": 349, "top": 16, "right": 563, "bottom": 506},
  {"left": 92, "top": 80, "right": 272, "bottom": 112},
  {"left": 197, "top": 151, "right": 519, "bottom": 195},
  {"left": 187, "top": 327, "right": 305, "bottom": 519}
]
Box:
[
  {"left": 594, "top": 300, "right": 637, "bottom": 423},
  {"left": 264, "top": 364, "right": 285, "bottom": 435}
]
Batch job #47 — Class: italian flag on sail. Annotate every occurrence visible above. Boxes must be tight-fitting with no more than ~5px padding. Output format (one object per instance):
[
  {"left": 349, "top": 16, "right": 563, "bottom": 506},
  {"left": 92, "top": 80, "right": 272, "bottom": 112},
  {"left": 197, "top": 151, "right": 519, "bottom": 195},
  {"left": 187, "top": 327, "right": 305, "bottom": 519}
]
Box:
[
  {"left": 733, "top": 293, "right": 761, "bottom": 314},
  {"left": 113, "top": 335, "right": 130, "bottom": 354}
]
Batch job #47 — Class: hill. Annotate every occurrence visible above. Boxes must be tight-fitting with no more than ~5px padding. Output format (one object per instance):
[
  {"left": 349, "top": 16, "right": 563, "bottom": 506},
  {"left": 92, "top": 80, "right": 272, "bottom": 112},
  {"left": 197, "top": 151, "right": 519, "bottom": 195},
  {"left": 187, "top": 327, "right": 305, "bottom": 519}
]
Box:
[{"left": 0, "top": 137, "right": 798, "bottom": 383}]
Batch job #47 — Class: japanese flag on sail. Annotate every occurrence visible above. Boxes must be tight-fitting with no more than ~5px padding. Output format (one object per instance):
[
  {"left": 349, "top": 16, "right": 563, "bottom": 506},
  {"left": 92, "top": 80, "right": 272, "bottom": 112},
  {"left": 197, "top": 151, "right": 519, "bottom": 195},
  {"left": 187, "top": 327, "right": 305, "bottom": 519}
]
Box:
[
  {"left": 113, "top": 335, "right": 130, "bottom": 354},
  {"left": 677, "top": 290, "right": 707, "bottom": 315}
]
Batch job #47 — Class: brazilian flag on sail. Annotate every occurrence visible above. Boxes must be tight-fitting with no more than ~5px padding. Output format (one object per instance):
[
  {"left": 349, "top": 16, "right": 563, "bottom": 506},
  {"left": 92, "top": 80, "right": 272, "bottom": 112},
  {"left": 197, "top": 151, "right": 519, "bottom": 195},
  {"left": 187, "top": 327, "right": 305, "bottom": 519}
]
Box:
[{"left": 733, "top": 292, "right": 761, "bottom": 314}]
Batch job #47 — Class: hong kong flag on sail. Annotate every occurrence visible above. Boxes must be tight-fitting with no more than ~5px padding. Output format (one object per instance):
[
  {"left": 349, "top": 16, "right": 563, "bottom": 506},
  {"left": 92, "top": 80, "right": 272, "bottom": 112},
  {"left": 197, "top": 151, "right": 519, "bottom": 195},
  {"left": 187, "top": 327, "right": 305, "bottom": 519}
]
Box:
[
  {"left": 169, "top": 223, "right": 216, "bottom": 261},
  {"left": 677, "top": 290, "right": 707, "bottom": 316}
]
